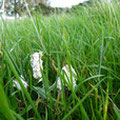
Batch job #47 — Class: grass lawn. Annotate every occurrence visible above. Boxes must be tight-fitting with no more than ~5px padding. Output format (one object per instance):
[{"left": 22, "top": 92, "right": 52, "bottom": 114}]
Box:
[{"left": 0, "top": 1, "right": 120, "bottom": 120}]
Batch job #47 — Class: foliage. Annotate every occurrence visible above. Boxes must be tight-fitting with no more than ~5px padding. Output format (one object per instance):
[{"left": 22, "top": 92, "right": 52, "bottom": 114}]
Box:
[{"left": 0, "top": 0, "right": 120, "bottom": 119}]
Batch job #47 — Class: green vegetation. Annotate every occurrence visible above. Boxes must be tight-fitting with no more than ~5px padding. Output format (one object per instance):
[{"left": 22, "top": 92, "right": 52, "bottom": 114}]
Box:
[{"left": 0, "top": 1, "right": 120, "bottom": 119}]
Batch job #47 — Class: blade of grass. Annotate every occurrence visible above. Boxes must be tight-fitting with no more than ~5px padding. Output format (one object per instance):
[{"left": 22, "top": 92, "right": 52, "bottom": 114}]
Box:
[
  {"left": 3, "top": 49, "right": 42, "bottom": 120},
  {"left": 0, "top": 84, "right": 16, "bottom": 120},
  {"left": 62, "top": 77, "right": 107, "bottom": 120},
  {"left": 103, "top": 82, "right": 109, "bottom": 120}
]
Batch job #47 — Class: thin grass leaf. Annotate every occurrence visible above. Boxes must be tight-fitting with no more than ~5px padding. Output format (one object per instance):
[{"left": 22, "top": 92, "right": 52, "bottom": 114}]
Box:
[
  {"left": 3, "top": 49, "right": 42, "bottom": 120},
  {"left": 0, "top": 84, "right": 16, "bottom": 120},
  {"left": 62, "top": 77, "right": 107, "bottom": 120}
]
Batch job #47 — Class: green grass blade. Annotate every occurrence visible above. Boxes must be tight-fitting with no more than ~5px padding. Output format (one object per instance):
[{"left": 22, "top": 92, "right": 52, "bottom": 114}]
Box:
[
  {"left": 62, "top": 77, "right": 106, "bottom": 120},
  {"left": 0, "top": 84, "right": 16, "bottom": 120},
  {"left": 3, "top": 49, "right": 41, "bottom": 120}
]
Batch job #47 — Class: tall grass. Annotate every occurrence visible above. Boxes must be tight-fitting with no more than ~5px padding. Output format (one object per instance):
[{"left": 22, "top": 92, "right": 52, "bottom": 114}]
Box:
[{"left": 0, "top": 0, "right": 120, "bottom": 119}]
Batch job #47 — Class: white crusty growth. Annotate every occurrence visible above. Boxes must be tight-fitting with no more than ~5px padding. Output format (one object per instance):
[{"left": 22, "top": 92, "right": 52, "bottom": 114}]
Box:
[
  {"left": 31, "top": 52, "right": 43, "bottom": 82},
  {"left": 13, "top": 75, "right": 28, "bottom": 90},
  {"left": 57, "top": 65, "right": 77, "bottom": 90}
]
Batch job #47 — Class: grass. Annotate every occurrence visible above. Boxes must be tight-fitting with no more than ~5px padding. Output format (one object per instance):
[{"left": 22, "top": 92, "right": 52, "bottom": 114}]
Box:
[{"left": 0, "top": 0, "right": 120, "bottom": 119}]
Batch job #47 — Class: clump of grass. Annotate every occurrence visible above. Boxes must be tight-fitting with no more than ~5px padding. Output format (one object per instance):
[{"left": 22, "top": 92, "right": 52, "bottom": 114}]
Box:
[{"left": 0, "top": 0, "right": 120, "bottom": 119}]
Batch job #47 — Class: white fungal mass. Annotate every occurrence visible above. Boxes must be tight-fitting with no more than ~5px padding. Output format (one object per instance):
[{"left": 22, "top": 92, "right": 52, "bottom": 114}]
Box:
[
  {"left": 57, "top": 65, "right": 77, "bottom": 90},
  {"left": 30, "top": 52, "right": 43, "bottom": 82},
  {"left": 13, "top": 75, "right": 28, "bottom": 90}
]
